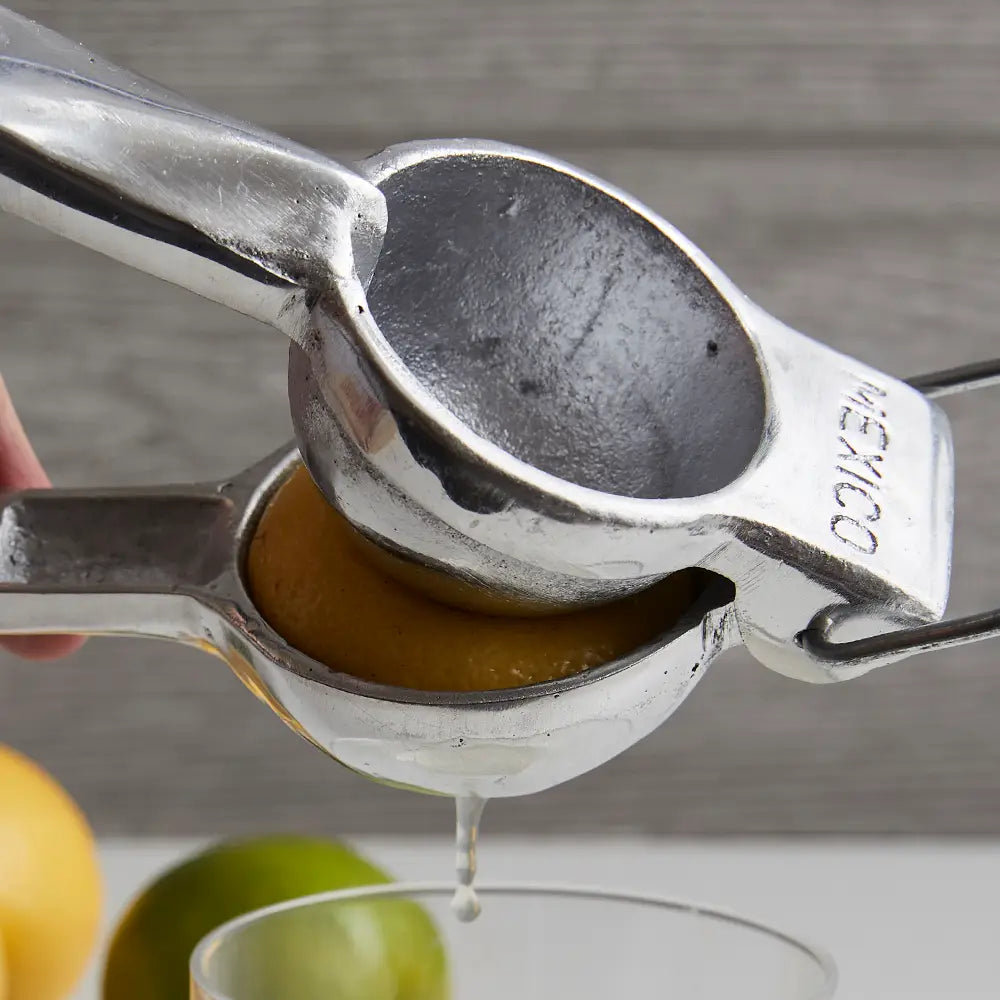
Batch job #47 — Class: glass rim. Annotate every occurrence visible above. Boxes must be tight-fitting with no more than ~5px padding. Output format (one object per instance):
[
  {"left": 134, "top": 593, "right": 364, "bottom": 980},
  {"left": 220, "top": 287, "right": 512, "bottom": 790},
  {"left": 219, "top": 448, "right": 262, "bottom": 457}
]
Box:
[{"left": 190, "top": 880, "right": 837, "bottom": 999}]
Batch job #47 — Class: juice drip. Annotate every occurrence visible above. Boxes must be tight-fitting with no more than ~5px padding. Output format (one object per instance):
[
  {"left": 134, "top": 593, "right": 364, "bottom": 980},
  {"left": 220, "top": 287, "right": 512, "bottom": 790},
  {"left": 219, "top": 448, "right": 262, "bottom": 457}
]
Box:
[{"left": 450, "top": 794, "right": 487, "bottom": 922}]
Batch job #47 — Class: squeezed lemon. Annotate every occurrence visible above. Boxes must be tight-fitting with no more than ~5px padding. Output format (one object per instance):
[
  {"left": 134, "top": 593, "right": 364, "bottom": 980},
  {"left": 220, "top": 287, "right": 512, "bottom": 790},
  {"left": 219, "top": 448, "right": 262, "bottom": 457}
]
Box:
[{"left": 246, "top": 465, "right": 694, "bottom": 692}]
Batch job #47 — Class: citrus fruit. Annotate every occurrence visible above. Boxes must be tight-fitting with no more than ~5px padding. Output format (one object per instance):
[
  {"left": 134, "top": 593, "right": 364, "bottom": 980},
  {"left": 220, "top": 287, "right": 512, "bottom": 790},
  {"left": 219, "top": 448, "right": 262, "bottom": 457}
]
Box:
[
  {"left": 0, "top": 928, "right": 9, "bottom": 1000},
  {"left": 103, "top": 836, "right": 446, "bottom": 1000},
  {"left": 0, "top": 745, "right": 102, "bottom": 1000},
  {"left": 246, "top": 464, "right": 695, "bottom": 691}
]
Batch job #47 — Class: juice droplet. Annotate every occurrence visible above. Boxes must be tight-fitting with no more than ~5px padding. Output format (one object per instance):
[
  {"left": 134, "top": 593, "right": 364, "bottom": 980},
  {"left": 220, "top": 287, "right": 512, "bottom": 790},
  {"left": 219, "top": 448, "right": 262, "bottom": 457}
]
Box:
[
  {"left": 450, "top": 883, "right": 480, "bottom": 922},
  {"left": 450, "top": 794, "right": 487, "bottom": 922}
]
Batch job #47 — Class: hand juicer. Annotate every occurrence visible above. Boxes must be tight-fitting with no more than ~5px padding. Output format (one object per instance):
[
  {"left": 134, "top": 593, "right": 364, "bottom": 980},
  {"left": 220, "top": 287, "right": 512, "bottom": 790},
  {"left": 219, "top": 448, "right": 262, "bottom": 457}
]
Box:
[{"left": 3, "top": 7, "right": 999, "bottom": 800}]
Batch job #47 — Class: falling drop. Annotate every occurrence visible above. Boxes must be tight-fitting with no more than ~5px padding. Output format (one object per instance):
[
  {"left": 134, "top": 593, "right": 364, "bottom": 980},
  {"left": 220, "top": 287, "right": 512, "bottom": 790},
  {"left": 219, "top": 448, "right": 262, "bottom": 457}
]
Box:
[{"left": 451, "top": 794, "right": 487, "bottom": 922}]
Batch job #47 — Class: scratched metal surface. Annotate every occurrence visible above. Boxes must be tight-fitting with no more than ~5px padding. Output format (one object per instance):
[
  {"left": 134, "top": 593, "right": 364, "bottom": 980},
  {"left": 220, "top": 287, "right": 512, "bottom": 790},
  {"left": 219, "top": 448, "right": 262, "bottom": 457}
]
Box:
[{"left": 3, "top": 1, "right": 1000, "bottom": 834}]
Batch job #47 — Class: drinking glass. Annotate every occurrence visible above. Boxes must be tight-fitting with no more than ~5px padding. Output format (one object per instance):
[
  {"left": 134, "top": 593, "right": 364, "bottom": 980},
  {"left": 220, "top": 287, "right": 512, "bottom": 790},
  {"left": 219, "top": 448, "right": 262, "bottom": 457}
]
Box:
[{"left": 191, "top": 882, "right": 836, "bottom": 1000}]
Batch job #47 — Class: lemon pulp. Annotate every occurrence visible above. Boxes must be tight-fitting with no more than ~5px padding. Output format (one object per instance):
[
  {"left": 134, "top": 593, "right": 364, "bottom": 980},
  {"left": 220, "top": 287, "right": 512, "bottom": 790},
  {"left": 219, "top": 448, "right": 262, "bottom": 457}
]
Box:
[{"left": 246, "top": 465, "right": 695, "bottom": 692}]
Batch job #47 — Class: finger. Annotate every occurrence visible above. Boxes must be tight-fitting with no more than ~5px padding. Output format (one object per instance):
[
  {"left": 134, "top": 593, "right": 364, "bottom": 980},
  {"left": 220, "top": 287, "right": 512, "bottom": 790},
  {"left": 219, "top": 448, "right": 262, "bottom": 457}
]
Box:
[
  {"left": 0, "top": 633, "right": 87, "bottom": 659},
  {"left": 0, "top": 371, "right": 50, "bottom": 490},
  {"left": 0, "top": 373, "right": 86, "bottom": 658}
]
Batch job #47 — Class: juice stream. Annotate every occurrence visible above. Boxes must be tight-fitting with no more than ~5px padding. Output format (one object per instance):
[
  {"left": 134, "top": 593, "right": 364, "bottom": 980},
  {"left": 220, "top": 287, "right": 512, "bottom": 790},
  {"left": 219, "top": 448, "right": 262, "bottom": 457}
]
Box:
[{"left": 451, "top": 795, "right": 487, "bottom": 922}]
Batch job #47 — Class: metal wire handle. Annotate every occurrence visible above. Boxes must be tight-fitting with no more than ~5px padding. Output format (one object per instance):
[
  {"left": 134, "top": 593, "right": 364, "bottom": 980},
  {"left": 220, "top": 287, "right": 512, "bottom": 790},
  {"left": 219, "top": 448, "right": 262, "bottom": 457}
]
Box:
[
  {"left": 907, "top": 358, "right": 1000, "bottom": 399},
  {"left": 799, "top": 358, "right": 1000, "bottom": 670}
]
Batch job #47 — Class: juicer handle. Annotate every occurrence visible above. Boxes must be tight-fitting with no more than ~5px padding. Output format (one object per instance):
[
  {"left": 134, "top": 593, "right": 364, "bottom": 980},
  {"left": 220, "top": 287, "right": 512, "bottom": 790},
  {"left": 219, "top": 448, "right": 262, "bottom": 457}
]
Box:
[
  {"left": 798, "top": 357, "right": 1000, "bottom": 672},
  {"left": 0, "top": 7, "right": 386, "bottom": 339},
  {"left": 0, "top": 485, "right": 235, "bottom": 640}
]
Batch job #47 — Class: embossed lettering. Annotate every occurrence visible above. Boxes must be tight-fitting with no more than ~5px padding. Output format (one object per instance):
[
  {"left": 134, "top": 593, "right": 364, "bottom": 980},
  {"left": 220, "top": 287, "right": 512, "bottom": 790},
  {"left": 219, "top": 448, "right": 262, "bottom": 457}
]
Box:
[
  {"left": 831, "top": 514, "right": 879, "bottom": 554},
  {"left": 833, "top": 481, "right": 881, "bottom": 522},
  {"left": 837, "top": 435, "right": 884, "bottom": 480},
  {"left": 829, "top": 380, "right": 889, "bottom": 556},
  {"left": 850, "top": 380, "right": 888, "bottom": 413},
  {"left": 839, "top": 406, "right": 890, "bottom": 449}
]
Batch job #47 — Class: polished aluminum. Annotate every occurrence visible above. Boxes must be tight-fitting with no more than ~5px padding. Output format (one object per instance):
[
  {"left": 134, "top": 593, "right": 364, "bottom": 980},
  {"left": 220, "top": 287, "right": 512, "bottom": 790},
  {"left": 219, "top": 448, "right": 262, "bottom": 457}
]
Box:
[
  {"left": 0, "top": 7, "right": 386, "bottom": 330},
  {"left": 1, "top": 5, "right": 995, "bottom": 760},
  {"left": 293, "top": 139, "right": 955, "bottom": 684},
  {"left": 0, "top": 446, "right": 735, "bottom": 798},
  {"left": 0, "top": 4, "right": 386, "bottom": 516},
  {"left": 796, "top": 359, "right": 1000, "bottom": 670},
  {"left": 0, "top": 7, "right": 385, "bottom": 339},
  {"left": 0, "top": 9, "right": 957, "bottom": 654}
]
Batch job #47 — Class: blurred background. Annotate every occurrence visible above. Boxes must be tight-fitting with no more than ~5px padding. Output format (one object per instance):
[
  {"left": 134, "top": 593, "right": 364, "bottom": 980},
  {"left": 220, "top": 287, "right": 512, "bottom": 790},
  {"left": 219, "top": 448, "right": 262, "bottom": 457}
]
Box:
[{"left": 2, "top": 0, "right": 1000, "bottom": 837}]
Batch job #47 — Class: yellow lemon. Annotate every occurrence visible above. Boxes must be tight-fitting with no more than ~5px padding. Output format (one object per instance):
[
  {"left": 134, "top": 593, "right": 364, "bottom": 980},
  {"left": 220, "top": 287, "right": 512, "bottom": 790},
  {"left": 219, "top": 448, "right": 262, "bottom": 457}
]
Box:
[
  {"left": 1, "top": 928, "right": 9, "bottom": 1000},
  {"left": 246, "top": 464, "right": 695, "bottom": 691},
  {"left": 0, "top": 746, "right": 102, "bottom": 1000},
  {"left": 103, "top": 836, "right": 446, "bottom": 1000}
]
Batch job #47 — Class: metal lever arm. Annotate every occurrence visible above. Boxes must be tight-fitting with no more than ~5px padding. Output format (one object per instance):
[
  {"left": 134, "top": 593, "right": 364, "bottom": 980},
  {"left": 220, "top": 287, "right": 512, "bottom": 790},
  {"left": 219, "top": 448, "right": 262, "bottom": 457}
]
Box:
[
  {"left": 800, "top": 359, "right": 1000, "bottom": 671},
  {"left": 0, "top": 486, "right": 233, "bottom": 639},
  {"left": 0, "top": 6, "right": 386, "bottom": 338}
]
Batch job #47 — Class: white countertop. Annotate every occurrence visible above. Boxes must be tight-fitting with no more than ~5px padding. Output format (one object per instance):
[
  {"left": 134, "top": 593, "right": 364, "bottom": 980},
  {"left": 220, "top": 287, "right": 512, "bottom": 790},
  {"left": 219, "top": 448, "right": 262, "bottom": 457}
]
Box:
[{"left": 76, "top": 838, "right": 1000, "bottom": 1000}]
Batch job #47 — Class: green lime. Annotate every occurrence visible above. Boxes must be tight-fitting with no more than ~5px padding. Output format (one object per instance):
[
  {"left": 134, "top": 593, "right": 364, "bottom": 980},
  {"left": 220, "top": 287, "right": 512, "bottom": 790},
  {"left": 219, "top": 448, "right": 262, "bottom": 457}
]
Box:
[{"left": 102, "top": 836, "right": 447, "bottom": 1000}]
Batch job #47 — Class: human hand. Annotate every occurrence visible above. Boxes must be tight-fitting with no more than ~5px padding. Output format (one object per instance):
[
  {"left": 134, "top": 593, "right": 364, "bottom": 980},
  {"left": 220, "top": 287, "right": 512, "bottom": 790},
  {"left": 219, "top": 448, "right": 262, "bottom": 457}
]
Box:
[{"left": 0, "top": 374, "right": 85, "bottom": 659}]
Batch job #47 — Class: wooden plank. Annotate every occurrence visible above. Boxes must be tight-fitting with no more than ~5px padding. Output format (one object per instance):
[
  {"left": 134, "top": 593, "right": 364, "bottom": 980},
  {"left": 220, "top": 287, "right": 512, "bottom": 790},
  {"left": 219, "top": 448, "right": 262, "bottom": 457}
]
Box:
[
  {"left": 4, "top": 146, "right": 1000, "bottom": 833},
  {"left": 11, "top": 0, "right": 1000, "bottom": 144}
]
